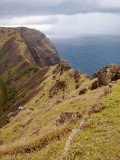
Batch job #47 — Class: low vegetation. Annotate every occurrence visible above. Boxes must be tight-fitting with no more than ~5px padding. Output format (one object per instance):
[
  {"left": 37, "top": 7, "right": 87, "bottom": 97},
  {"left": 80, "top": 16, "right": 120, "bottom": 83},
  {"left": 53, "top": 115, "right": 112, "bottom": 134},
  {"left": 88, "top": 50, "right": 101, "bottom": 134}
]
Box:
[
  {"left": 0, "top": 78, "right": 8, "bottom": 114},
  {"left": 0, "top": 79, "right": 7, "bottom": 105},
  {"left": 15, "top": 66, "right": 39, "bottom": 81},
  {"left": 65, "top": 82, "right": 120, "bottom": 160},
  {"left": 0, "top": 80, "right": 119, "bottom": 159},
  {"left": 0, "top": 53, "right": 8, "bottom": 65},
  {"left": 8, "top": 89, "right": 18, "bottom": 100},
  {"left": 0, "top": 27, "right": 119, "bottom": 160}
]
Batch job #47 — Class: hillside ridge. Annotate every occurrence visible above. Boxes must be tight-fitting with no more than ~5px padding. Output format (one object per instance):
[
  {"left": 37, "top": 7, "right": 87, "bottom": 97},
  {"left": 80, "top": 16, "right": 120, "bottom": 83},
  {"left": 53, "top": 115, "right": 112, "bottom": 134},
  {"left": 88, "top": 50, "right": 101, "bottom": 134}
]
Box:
[{"left": 0, "top": 27, "right": 120, "bottom": 160}]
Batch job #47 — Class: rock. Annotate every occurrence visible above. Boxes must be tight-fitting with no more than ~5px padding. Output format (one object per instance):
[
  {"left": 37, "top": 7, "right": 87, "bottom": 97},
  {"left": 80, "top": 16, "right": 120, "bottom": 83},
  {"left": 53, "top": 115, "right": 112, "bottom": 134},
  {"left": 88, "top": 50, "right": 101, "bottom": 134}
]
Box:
[
  {"left": 56, "top": 112, "right": 82, "bottom": 126},
  {"left": 56, "top": 99, "right": 62, "bottom": 104},
  {"left": 97, "top": 64, "right": 120, "bottom": 86},
  {"left": 49, "top": 80, "right": 66, "bottom": 98},
  {"left": 36, "top": 132, "right": 43, "bottom": 136},
  {"left": 104, "top": 88, "right": 111, "bottom": 96},
  {"left": 75, "top": 70, "right": 82, "bottom": 83},
  {"left": 79, "top": 88, "right": 88, "bottom": 95},
  {"left": 76, "top": 84, "right": 79, "bottom": 89},
  {"left": 89, "top": 104, "right": 106, "bottom": 115},
  {"left": 7, "top": 112, "right": 16, "bottom": 118},
  {"left": 53, "top": 76, "right": 56, "bottom": 79},
  {"left": 53, "top": 61, "right": 71, "bottom": 75},
  {"left": 29, "top": 107, "right": 34, "bottom": 111},
  {"left": 108, "top": 81, "right": 117, "bottom": 87},
  {"left": 90, "top": 80, "right": 98, "bottom": 90},
  {"left": 18, "top": 106, "right": 27, "bottom": 111}
]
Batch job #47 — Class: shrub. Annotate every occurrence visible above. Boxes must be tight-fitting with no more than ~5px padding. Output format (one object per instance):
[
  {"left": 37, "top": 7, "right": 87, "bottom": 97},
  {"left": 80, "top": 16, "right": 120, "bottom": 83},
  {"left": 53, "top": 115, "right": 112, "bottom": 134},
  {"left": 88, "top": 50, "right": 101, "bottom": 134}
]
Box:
[
  {"left": 8, "top": 70, "right": 11, "bottom": 75},
  {"left": 93, "top": 72, "right": 98, "bottom": 78},
  {"left": 33, "top": 67, "right": 39, "bottom": 73},
  {"left": 8, "top": 89, "right": 17, "bottom": 100},
  {"left": 14, "top": 66, "right": 38, "bottom": 81}
]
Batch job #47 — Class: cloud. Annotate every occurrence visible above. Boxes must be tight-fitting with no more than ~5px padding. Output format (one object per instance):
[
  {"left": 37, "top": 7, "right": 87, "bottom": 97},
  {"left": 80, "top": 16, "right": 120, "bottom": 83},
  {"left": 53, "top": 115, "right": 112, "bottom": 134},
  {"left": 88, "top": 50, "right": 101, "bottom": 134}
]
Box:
[
  {"left": 0, "top": 0, "right": 120, "bottom": 18},
  {"left": 0, "top": 0, "right": 120, "bottom": 35},
  {"left": 1, "top": 13, "right": 120, "bottom": 35},
  {"left": 52, "top": 13, "right": 120, "bottom": 35},
  {"left": 0, "top": 16, "right": 57, "bottom": 25}
]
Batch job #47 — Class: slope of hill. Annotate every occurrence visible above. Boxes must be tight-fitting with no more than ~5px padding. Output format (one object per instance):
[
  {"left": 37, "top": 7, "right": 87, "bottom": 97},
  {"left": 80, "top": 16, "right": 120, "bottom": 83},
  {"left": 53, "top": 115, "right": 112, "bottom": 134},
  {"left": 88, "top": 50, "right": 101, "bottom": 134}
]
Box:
[
  {"left": 0, "top": 79, "right": 7, "bottom": 109},
  {"left": 0, "top": 26, "right": 60, "bottom": 121},
  {"left": 0, "top": 27, "right": 60, "bottom": 82},
  {"left": 0, "top": 27, "right": 120, "bottom": 160}
]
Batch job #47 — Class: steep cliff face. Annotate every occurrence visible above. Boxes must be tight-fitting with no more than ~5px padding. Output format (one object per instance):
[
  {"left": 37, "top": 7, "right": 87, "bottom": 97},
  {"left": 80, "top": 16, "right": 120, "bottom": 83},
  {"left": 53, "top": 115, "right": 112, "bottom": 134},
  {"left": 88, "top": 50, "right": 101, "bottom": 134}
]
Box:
[
  {"left": 21, "top": 27, "right": 60, "bottom": 68},
  {"left": 0, "top": 27, "right": 60, "bottom": 82}
]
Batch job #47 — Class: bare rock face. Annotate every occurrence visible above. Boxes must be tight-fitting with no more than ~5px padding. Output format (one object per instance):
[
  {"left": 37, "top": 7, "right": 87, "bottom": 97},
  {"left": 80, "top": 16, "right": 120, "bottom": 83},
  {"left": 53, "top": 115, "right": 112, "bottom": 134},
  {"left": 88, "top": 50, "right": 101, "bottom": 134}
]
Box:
[
  {"left": 53, "top": 61, "right": 71, "bottom": 75},
  {"left": 97, "top": 64, "right": 120, "bottom": 86},
  {"left": 56, "top": 112, "right": 82, "bottom": 126},
  {"left": 21, "top": 27, "right": 60, "bottom": 68}
]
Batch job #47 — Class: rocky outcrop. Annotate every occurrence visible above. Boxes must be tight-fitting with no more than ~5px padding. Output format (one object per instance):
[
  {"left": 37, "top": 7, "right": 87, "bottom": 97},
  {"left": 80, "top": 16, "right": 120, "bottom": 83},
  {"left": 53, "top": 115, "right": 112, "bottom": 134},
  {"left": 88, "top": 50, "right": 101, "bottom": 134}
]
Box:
[
  {"left": 79, "top": 87, "right": 88, "bottom": 95},
  {"left": 90, "top": 80, "right": 98, "bottom": 90},
  {"left": 53, "top": 61, "right": 71, "bottom": 75},
  {"left": 75, "top": 70, "right": 82, "bottom": 83},
  {"left": 97, "top": 64, "right": 120, "bottom": 86},
  {"left": 56, "top": 112, "right": 82, "bottom": 126},
  {"left": 49, "top": 80, "right": 66, "bottom": 98},
  {"left": 90, "top": 64, "right": 120, "bottom": 90}
]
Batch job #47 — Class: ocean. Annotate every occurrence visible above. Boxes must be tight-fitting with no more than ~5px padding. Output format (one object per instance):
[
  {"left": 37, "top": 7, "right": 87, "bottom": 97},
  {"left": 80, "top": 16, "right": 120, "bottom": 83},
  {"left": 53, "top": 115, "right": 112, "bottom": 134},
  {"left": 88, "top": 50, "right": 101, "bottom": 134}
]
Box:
[{"left": 49, "top": 34, "right": 120, "bottom": 77}]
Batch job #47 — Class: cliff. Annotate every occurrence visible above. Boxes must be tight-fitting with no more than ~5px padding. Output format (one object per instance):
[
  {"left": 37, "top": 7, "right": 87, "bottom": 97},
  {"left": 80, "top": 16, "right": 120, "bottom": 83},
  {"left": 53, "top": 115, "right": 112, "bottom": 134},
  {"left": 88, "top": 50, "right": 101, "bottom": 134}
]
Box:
[
  {"left": 0, "top": 27, "right": 60, "bottom": 82},
  {"left": 0, "top": 27, "right": 120, "bottom": 160}
]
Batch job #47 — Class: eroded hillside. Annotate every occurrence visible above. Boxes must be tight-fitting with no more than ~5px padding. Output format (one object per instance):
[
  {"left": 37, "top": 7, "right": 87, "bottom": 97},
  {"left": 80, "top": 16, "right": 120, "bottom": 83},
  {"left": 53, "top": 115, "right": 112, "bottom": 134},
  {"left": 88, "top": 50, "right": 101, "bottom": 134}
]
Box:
[
  {"left": 0, "top": 27, "right": 120, "bottom": 160},
  {"left": 0, "top": 27, "right": 60, "bottom": 82}
]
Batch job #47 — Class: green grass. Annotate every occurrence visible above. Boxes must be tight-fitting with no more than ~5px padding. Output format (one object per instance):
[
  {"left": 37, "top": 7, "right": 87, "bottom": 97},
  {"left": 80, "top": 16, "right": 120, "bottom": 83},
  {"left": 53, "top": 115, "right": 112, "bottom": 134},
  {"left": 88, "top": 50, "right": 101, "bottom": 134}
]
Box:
[
  {"left": 0, "top": 53, "right": 8, "bottom": 64},
  {"left": 15, "top": 66, "right": 39, "bottom": 81},
  {"left": 0, "top": 78, "right": 8, "bottom": 114},
  {"left": 65, "top": 81, "right": 120, "bottom": 160},
  {"left": 8, "top": 89, "right": 18, "bottom": 100},
  {"left": 33, "top": 67, "right": 39, "bottom": 73}
]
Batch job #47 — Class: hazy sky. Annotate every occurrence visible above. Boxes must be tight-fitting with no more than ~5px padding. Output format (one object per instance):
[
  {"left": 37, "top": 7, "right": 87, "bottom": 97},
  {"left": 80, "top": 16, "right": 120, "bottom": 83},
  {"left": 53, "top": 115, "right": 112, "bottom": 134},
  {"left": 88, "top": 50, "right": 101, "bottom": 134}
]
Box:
[{"left": 0, "top": 0, "right": 120, "bottom": 35}]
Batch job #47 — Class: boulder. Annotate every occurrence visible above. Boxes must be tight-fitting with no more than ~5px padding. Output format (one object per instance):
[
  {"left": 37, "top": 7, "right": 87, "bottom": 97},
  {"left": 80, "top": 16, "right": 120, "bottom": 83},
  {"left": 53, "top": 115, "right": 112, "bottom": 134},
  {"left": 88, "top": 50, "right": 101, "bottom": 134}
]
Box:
[
  {"left": 18, "top": 106, "right": 27, "bottom": 111},
  {"left": 97, "top": 64, "right": 120, "bottom": 86},
  {"left": 53, "top": 61, "right": 71, "bottom": 75},
  {"left": 90, "top": 80, "right": 98, "bottom": 90},
  {"left": 7, "top": 112, "right": 16, "bottom": 118},
  {"left": 79, "top": 88, "right": 88, "bottom": 95}
]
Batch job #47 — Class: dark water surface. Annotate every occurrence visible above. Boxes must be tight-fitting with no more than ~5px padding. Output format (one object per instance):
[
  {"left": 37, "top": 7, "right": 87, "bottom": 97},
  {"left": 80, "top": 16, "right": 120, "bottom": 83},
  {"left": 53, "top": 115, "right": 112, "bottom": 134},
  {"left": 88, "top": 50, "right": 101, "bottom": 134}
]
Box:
[{"left": 49, "top": 34, "right": 120, "bottom": 77}]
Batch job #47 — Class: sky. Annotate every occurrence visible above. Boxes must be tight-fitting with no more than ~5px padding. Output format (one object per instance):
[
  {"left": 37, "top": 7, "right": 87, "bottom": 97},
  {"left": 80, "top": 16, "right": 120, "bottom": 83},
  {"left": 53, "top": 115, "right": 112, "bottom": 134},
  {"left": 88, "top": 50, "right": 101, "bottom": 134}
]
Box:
[{"left": 0, "top": 0, "right": 120, "bottom": 35}]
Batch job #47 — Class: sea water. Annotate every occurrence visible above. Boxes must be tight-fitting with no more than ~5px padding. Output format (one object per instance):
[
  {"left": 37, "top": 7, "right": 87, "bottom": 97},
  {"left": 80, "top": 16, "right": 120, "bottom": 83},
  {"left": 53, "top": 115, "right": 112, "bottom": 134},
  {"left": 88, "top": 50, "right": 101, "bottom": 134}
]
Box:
[{"left": 49, "top": 34, "right": 120, "bottom": 77}]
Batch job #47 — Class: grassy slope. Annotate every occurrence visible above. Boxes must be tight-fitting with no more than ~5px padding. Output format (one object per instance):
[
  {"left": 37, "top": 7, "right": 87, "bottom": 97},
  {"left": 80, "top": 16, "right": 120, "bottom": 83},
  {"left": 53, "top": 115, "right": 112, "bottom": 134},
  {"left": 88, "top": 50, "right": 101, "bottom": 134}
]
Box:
[
  {"left": 66, "top": 81, "right": 120, "bottom": 160},
  {"left": 0, "top": 79, "right": 7, "bottom": 112},
  {"left": 0, "top": 78, "right": 109, "bottom": 159},
  {"left": 0, "top": 28, "right": 119, "bottom": 160},
  {"left": 0, "top": 27, "right": 28, "bottom": 82},
  {"left": 0, "top": 81, "right": 119, "bottom": 159}
]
